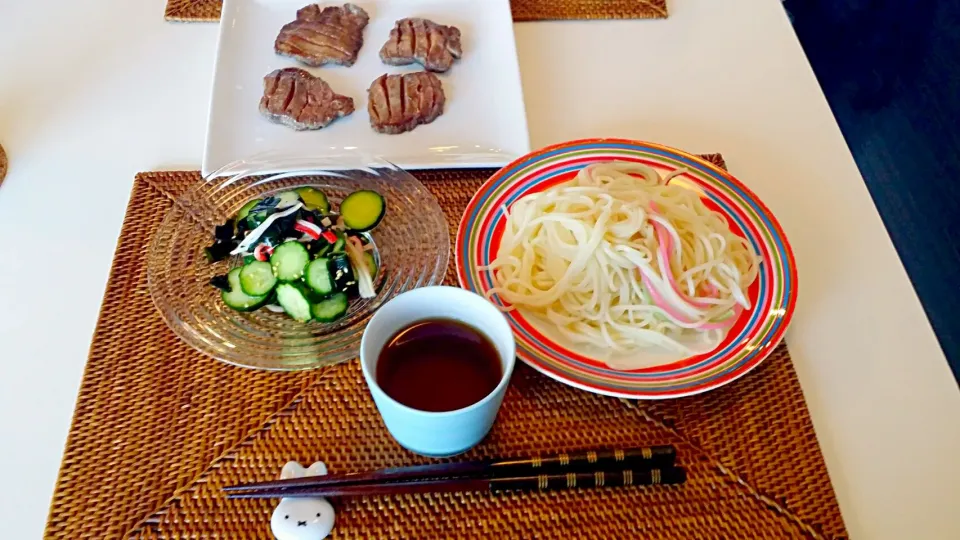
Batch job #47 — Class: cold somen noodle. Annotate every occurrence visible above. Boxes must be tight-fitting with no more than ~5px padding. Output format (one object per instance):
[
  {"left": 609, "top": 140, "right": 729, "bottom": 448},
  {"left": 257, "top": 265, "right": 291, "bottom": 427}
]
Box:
[{"left": 482, "top": 161, "right": 761, "bottom": 366}]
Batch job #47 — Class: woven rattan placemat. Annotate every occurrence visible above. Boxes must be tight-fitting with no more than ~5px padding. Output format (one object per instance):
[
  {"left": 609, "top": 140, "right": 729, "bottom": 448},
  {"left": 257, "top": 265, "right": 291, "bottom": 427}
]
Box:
[
  {"left": 45, "top": 163, "right": 847, "bottom": 539},
  {"left": 0, "top": 144, "right": 7, "bottom": 185},
  {"left": 165, "top": 0, "right": 668, "bottom": 23}
]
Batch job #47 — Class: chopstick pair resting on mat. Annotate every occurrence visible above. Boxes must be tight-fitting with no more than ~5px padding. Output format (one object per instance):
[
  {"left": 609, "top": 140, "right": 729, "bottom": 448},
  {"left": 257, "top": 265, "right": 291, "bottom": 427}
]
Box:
[{"left": 224, "top": 446, "right": 685, "bottom": 498}]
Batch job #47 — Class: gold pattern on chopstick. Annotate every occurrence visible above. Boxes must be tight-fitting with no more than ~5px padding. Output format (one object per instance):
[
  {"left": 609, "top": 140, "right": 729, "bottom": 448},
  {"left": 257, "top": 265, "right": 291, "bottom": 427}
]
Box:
[
  {"left": 652, "top": 469, "right": 661, "bottom": 484},
  {"left": 538, "top": 475, "right": 548, "bottom": 490},
  {"left": 586, "top": 451, "right": 597, "bottom": 463},
  {"left": 566, "top": 473, "right": 577, "bottom": 488},
  {"left": 559, "top": 454, "right": 570, "bottom": 466},
  {"left": 642, "top": 447, "right": 652, "bottom": 459},
  {"left": 623, "top": 470, "right": 633, "bottom": 486},
  {"left": 532, "top": 456, "right": 542, "bottom": 468},
  {"left": 594, "top": 471, "right": 605, "bottom": 486},
  {"left": 614, "top": 449, "right": 625, "bottom": 461}
]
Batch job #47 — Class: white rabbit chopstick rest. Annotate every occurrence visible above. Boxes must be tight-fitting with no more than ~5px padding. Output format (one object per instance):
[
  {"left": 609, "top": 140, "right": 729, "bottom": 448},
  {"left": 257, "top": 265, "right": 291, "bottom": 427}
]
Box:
[{"left": 270, "top": 461, "right": 336, "bottom": 540}]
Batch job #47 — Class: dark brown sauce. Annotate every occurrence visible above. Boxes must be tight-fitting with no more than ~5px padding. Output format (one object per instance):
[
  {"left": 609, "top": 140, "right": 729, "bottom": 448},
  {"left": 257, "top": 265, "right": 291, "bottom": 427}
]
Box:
[{"left": 376, "top": 318, "right": 502, "bottom": 412}]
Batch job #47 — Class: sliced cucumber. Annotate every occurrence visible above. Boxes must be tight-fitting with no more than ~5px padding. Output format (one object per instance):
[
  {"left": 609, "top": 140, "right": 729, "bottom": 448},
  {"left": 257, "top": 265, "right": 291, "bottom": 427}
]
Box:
[
  {"left": 236, "top": 198, "right": 262, "bottom": 221},
  {"left": 270, "top": 241, "right": 310, "bottom": 282},
  {"left": 239, "top": 260, "right": 277, "bottom": 296},
  {"left": 331, "top": 232, "right": 346, "bottom": 253},
  {"left": 296, "top": 187, "right": 330, "bottom": 213},
  {"left": 275, "top": 283, "right": 312, "bottom": 322},
  {"left": 329, "top": 253, "right": 358, "bottom": 295},
  {"left": 311, "top": 292, "right": 348, "bottom": 322},
  {"left": 276, "top": 190, "right": 302, "bottom": 209},
  {"left": 340, "top": 190, "right": 385, "bottom": 232},
  {"left": 305, "top": 258, "right": 334, "bottom": 296},
  {"left": 364, "top": 251, "right": 378, "bottom": 278},
  {"left": 221, "top": 268, "right": 269, "bottom": 311}
]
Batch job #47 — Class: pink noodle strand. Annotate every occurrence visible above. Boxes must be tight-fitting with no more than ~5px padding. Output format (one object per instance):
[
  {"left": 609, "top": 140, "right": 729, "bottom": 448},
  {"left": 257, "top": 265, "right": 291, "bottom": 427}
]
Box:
[
  {"left": 650, "top": 208, "right": 713, "bottom": 309},
  {"left": 645, "top": 202, "right": 738, "bottom": 329},
  {"left": 637, "top": 268, "right": 698, "bottom": 324}
]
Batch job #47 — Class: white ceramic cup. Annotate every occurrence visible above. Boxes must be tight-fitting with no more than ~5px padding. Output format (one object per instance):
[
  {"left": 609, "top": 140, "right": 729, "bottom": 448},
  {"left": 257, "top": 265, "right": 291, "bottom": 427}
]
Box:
[{"left": 359, "top": 286, "right": 516, "bottom": 457}]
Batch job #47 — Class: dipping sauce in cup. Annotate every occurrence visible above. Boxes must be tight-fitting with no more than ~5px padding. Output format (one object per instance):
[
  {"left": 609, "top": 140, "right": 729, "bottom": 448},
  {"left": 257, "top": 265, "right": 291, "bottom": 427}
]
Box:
[
  {"left": 360, "top": 286, "right": 516, "bottom": 457},
  {"left": 376, "top": 318, "right": 503, "bottom": 412}
]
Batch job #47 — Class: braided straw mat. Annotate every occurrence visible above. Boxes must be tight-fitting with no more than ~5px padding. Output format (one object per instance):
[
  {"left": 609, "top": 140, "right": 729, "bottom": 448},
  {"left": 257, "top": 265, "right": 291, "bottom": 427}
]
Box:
[
  {"left": 45, "top": 162, "right": 847, "bottom": 539},
  {"left": 0, "top": 143, "right": 7, "bottom": 185},
  {"left": 165, "top": 0, "right": 667, "bottom": 23}
]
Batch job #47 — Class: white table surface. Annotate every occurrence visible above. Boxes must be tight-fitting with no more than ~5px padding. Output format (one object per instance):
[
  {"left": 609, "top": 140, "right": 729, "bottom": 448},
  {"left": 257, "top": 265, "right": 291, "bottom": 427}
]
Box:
[{"left": 1, "top": 0, "right": 958, "bottom": 538}]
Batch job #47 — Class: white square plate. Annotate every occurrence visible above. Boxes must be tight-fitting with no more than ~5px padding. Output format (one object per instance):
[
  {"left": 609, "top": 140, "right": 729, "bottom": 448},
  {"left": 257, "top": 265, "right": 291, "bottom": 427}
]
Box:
[{"left": 204, "top": 0, "right": 530, "bottom": 176}]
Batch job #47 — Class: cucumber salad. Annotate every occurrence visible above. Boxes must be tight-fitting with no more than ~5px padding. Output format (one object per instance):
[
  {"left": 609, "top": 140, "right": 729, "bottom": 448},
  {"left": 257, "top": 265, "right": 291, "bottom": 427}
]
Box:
[{"left": 206, "top": 187, "right": 386, "bottom": 323}]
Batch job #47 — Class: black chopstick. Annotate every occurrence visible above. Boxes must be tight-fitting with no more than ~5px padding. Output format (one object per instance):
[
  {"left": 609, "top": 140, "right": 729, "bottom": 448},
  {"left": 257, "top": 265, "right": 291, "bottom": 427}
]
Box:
[
  {"left": 223, "top": 446, "right": 676, "bottom": 493},
  {"left": 225, "top": 467, "right": 686, "bottom": 499}
]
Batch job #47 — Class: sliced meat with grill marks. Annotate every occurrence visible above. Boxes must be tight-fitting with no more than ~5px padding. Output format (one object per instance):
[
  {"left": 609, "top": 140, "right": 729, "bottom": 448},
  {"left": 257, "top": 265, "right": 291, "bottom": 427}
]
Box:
[
  {"left": 367, "top": 72, "right": 445, "bottom": 134},
  {"left": 275, "top": 3, "right": 369, "bottom": 67},
  {"left": 259, "top": 68, "right": 355, "bottom": 130},
  {"left": 379, "top": 18, "right": 462, "bottom": 73}
]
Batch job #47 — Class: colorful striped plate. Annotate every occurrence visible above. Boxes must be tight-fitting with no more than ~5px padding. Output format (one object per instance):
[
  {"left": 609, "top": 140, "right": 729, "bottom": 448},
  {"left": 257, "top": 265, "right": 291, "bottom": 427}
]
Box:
[{"left": 455, "top": 139, "right": 798, "bottom": 398}]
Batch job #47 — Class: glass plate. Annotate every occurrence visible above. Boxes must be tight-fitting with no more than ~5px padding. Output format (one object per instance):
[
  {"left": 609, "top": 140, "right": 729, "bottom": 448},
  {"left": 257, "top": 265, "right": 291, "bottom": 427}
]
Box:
[{"left": 148, "top": 155, "right": 449, "bottom": 370}]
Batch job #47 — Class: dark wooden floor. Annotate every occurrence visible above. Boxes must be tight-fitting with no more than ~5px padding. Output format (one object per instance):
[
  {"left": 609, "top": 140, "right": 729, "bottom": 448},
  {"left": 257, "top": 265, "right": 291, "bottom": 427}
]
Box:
[{"left": 783, "top": 0, "right": 960, "bottom": 382}]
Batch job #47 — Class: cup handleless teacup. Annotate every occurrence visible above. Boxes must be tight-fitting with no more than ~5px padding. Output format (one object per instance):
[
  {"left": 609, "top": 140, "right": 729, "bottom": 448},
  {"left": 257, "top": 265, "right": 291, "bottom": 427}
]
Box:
[{"left": 360, "top": 286, "right": 516, "bottom": 457}]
